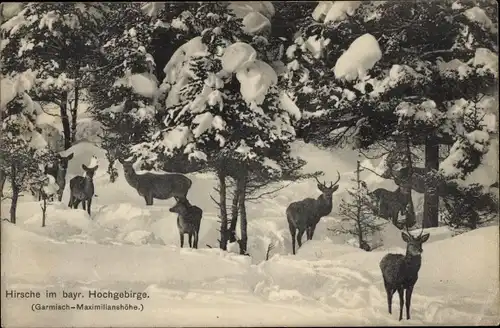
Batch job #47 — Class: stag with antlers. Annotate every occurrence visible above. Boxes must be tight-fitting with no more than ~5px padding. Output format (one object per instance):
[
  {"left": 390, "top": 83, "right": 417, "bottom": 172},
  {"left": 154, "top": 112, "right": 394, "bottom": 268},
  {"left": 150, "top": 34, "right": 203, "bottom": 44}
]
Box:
[
  {"left": 380, "top": 225, "right": 430, "bottom": 321},
  {"left": 286, "top": 172, "right": 341, "bottom": 255}
]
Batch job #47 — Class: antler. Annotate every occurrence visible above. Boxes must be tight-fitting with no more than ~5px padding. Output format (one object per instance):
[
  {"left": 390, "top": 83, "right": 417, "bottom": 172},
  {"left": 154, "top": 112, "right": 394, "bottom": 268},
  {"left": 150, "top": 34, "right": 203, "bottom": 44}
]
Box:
[
  {"left": 331, "top": 171, "right": 341, "bottom": 188},
  {"left": 314, "top": 171, "right": 341, "bottom": 188},
  {"left": 313, "top": 175, "right": 325, "bottom": 187}
]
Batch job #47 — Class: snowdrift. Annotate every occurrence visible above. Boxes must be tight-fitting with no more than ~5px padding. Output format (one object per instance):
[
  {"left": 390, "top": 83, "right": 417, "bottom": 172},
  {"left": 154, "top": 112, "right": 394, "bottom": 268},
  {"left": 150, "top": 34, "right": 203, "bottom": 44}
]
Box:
[{"left": 2, "top": 220, "right": 498, "bottom": 326}]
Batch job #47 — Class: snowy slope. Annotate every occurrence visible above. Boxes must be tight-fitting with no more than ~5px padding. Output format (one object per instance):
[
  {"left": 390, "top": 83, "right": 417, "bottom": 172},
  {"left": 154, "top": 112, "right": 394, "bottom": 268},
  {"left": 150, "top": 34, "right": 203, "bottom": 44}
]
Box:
[{"left": 2, "top": 220, "right": 498, "bottom": 326}]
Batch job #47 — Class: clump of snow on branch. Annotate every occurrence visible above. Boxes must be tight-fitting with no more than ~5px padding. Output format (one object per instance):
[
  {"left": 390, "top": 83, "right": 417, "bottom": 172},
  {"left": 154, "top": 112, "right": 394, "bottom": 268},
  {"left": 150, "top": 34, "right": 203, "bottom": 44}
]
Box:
[
  {"left": 0, "top": 69, "right": 37, "bottom": 110},
  {"left": 438, "top": 48, "right": 498, "bottom": 79},
  {"left": 396, "top": 100, "right": 443, "bottom": 124},
  {"left": 221, "top": 42, "right": 257, "bottom": 73},
  {"left": 464, "top": 7, "right": 496, "bottom": 33},
  {"left": 236, "top": 60, "right": 277, "bottom": 104},
  {"left": 42, "top": 174, "right": 59, "bottom": 198},
  {"left": 228, "top": 2, "right": 274, "bottom": 35},
  {"left": 228, "top": 2, "right": 275, "bottom": 20},
  {"left": 242, "top": 11, "right": 271, "bottom": 35},
  {"left": 88, "top": 155, "right": 99, "bottom": 169},
  {"left": 324, "top": 1, "right": 361, "bottom": 24},
  {"left": 140, "top": 2, "right": 165, "bottom": 18},
  {"left": 279, "top": 92, "right": 302, "bottom": 120},
  {"left": 162, "top": 36, "right": 209, "bottom": 107},
  {"left": 114, "top": 71, "right": 158, "bottom": 98},
  {"left": 334, "top": 33, "right": 382, "bottom": 81}
]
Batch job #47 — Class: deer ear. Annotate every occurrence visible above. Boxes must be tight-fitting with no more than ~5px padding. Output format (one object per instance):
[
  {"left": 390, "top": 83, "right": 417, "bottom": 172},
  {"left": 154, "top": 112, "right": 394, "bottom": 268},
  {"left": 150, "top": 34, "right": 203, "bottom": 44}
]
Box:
[
  {"left": 82, "top": 164, "right": 88, "bottom": 171},
  {"left": 401, "top": 232, "right": 411, "bottom": 243},
  {"left": 317, "top": 183, "right": 324, "bottom": 191},
  {"left": 92, "top": 165, "right": 99, "bottom": 171},
  {"left": 66, "top": 153, "right": 74, "bottom": 160},
  {"left": 420, "top": 233, "right": 430, "bottom": 243},
  {"left": 332, "top": 185, "right": 340, "bottom": 193}
]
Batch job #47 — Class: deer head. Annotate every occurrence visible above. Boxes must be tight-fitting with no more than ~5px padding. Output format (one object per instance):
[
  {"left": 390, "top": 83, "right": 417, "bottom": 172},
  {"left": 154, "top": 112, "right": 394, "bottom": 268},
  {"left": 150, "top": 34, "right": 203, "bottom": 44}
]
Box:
[
  {"left": 82, "top": 164, "right": 99, "bottom": 179},
  {"left": 402, "top": 226, "right": 430, "bottom": 256},
  {"left": 169, "top": 196, "right": 190, "bottom": 215},
  {"left": 314, "top": 171, "right": 341, "bottom": 198}
]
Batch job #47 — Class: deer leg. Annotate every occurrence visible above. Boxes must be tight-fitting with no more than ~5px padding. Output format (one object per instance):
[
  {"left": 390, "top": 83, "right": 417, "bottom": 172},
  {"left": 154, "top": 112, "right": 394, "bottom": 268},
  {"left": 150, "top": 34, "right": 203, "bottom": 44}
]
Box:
[
  {"left": 288, "top": 222, "right": 296, "bottom": 255},
  {"left": 188, "top": 233, "right": 193, "bottom": 248},
  {"left": 194, "top": 232, "right": 199, "bottom": 249},
  {"left": 179, "top": 232, "right": 184, "bottom": 248},
  {"left": 68, "top": 195, "right": 73, "bottom": 208},
  {"left": 57, "top": 191, "right": 63, "bottom": 202},
  {"left": 297, "top": 229, "right": 305, "bottom": 249},
  {"left": 405, "top": 286, "right": 413, "bottom": 320},
  {"left": 384, "top": 281, "right": 393, "bottom": 314},
  {"left": 87, "top": 198, "right": 92, "bottom": 216},
  {"left": 397, "top": 287, "right": 404, "bottom": 321},
  {"left": 82, "top": 200, "right": 86, "bottom": 211},
  {"left": 309, "top": 224, "right": 317, "bottom": 240},
  {"left": 145, "top": 193, "right": 154, "bottom": 206},
  {"left": 73, "top": 199, "right": 81, "bottom": 209}
]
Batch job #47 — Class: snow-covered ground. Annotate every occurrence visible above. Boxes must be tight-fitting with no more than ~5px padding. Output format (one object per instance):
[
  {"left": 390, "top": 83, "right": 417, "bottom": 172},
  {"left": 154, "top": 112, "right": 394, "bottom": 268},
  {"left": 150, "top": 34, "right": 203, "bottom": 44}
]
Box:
[{"left": 1, "top": 137, "right": 498, "bottom": 326}]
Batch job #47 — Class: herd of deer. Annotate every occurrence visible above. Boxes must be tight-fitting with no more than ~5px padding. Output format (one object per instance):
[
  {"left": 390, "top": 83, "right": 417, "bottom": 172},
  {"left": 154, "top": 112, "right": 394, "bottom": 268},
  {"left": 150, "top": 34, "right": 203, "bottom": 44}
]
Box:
[{"left": 34, "top": 155, "right": 430, "bottom": 321}]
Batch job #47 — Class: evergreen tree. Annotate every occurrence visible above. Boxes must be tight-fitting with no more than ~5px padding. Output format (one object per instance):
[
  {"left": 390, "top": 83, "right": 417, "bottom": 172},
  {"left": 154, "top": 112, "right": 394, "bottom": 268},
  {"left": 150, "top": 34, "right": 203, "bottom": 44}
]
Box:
[
  {"left": 0, "top": 74, "right": 53, "bottom": 223},
  {"left": 333, "top": 160, "right": 383, "bottom": 251},
  {"left": 1, "top": 3, "right": 107, "bottom": 149},
  {"left": 285, "top": 0, "right": 498, "bottom": 228},
  {"left": 130, "top": 2, "right": 310, "bottom": 253}
]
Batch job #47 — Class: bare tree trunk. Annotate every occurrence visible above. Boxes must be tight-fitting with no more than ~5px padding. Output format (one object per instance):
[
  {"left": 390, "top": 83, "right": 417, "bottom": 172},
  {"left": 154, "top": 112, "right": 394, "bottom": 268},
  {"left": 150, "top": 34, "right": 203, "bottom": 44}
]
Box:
[
  {"left": 71, "top": 85, "right": 79, "bottom": 143},
  {"left": 41, "top": 197, "right": 47, "bottom": 227},
  {"left": 60, "top": 92, "right": 72, "bottom": 150},
  {"left": 229, "top": 188, "right": 239, "bottom": 243},
  {"left": 218, "top": 170, "right": 228, "bottom": 250},
  {"left": 237, "top": 175, "right": 248, "bottom": 255},
  {"left": 0, "top": 169, "right": 6, "bottom": 218},
  {"left": 355, "top": 160, "right": 364, "bottom": 249},
  {"left": 9, "top": 165, "right": 18, "bottom": 224},
  {"left": 404, "top": 134, "right": 416, "bottom": 228},
  {"left": 423, "top": 135, "right": 439, "bottom": 228}
]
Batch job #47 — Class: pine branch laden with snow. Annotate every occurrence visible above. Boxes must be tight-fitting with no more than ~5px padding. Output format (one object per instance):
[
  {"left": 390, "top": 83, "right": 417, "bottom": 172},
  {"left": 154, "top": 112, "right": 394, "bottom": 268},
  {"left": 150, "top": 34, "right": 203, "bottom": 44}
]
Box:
[
  {"left": 86, "top": 3, "right": 159, "bottom": 162},
  {"left": 131, "top": 4, "right": 305, "bottom": 179}
]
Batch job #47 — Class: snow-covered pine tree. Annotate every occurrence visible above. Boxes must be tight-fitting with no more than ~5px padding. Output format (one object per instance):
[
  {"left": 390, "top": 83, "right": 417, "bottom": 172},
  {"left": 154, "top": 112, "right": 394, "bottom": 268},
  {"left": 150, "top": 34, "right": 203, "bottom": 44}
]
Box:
[
  {"left": 0, "top": 71, "right": 53, "bottom": 223},
  {"left": 131, "top": 2, "right": 309, "bottom": 253},
  {"left": 87, "top": 3, "right": 158, "bottom": 181},
  {"left": 333, "top": 160, "right": 383, "bottom": 251},
  {"left": 1, "top": 3, "right": 107, "bottom": 150},
  {"left": 285, "top": 0, "right": 498, "bottom": 228}
]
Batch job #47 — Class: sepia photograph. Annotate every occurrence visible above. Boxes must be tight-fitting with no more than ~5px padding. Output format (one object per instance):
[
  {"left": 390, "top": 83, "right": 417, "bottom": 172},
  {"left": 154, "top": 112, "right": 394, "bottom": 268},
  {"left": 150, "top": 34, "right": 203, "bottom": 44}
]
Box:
[{"left": 0, "top": 1, "right": 498, "bottom": 327}]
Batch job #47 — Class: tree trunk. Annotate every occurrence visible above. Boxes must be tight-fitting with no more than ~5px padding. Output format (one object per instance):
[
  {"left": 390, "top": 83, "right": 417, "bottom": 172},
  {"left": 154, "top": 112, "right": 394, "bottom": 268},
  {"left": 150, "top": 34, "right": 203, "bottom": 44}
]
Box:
[
  {"left": 404, "top": 134, "right": 416, "bottom": 228},
  {"left": 217, "top": 171, "right": 228, "bottom": 250},
  {"left": 423, "top": 135, "right": 440, "bottom": 228},
  {"left": 9, "top": 165, "right": 18, "bottom": 224},
  {"left": 71, "top": 85, "right": 79, "bottom": 143},
  {"left": 41, "top": 198, "right": 47, "bottom": 227},
  {"left": 0, "top": 170, "right": 6, "bottom": 219},
  {"left": 356, "top": 160, "right": 364, "bottom": 249},
  {"left": 60, "top": 92, "right": 72, "bottom": 150},
  {"left": 237, "top": 175, "right": 248, "bottom": 255},
  {"left": 229, "top": 188, "right": 239, "bottom": 243}
]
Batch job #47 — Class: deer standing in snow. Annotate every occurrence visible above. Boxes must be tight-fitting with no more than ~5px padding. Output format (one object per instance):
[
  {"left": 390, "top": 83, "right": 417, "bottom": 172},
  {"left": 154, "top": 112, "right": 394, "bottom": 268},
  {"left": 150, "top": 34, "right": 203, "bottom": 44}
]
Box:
[
  {"left": 68, "top": 160, "right": 99, "bottom": 216},
  {"left": 31, "top": 153, "right": 74, "bottom": 201},
  {"left": 119, "top": 157, "right": 192, "bottom": 205},
  {"left": 169, "top": 196, "right": 203, "bottom": 249},
  {"left": 379, "top": 226, "right": 430, "bottom": 321},
  {"left": 368, "top": 187, "right": 410, "bottom": 227},
  {"left": 286, "top": 172, "right": 341, "bottom": 255},
  {"left": 44, "top": 152, "right": 74, "bottom": 202}
]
